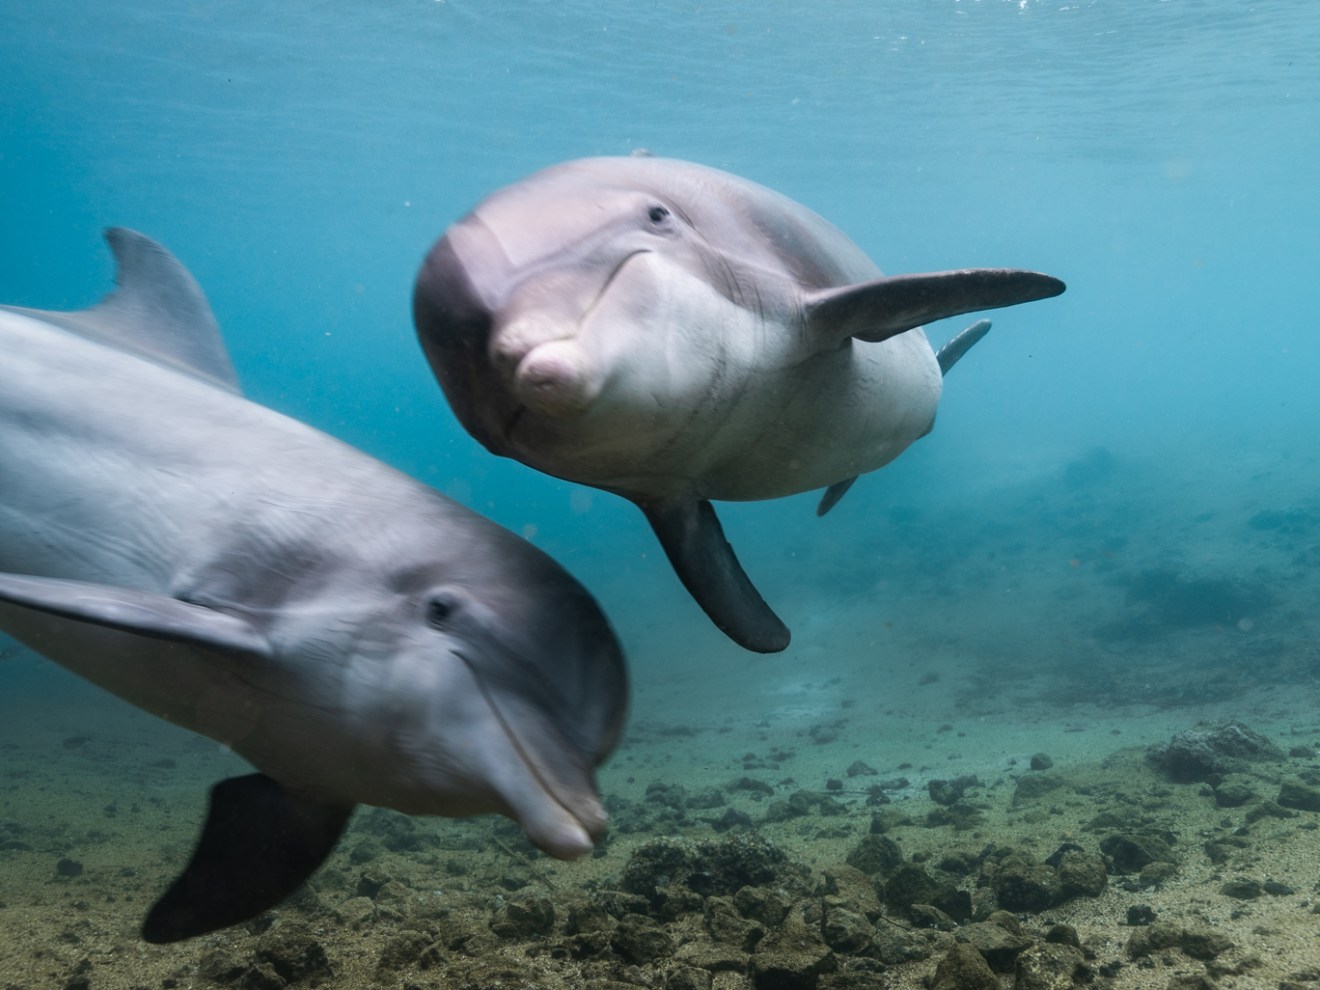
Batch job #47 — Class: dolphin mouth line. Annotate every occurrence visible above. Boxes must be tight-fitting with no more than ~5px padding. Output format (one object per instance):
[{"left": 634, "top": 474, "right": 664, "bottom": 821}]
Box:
[{"left": 451, "top": 647, "right": 599, "bottom": 843}]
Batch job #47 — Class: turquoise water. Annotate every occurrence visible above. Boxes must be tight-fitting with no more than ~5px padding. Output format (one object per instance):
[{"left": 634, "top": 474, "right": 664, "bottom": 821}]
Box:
[{"left": 3, "top": 0, "right": 1320, "bottom": 957}]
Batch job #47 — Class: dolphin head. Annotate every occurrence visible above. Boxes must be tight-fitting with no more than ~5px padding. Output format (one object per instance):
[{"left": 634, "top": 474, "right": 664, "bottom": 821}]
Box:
[
  {"left": 356, "top": 520, "right": 627, "bottom": 858},
  {"left": 413, "top": 159, "right": 761, "bottom": 480}
]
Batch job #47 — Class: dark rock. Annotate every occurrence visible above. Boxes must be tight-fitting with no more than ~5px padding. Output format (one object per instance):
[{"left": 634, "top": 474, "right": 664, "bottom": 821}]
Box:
[
  {"left": 251, "top": 930, "right": 331, "bottom": 985},
  {"left": 955, "top": 915, "right": 1034, "bottom": 972},
  {"left": 816, "top": 866, "right": 882, "bottom": 921},
  {"left": 930, "top": 942, "right": 998, "bottom": 990},
  {"left": 621, "top": 835, "right": 788, "bottom": 907},
  {"left": 1126, "top": 904, "right": 1157, "bottom": 926},
  {"left": 646, "top": 781, "right": 689, "bottom": 809},
  {"left": 906, "top": 904, "right": 956, "bottom": 930},
  {"left": 1127, "top": 921, "right": 1231, "bottom": 961},
  {"left": 705, "top": 896, "right": 764, "bottom": 951},
  {"left": 1219, "top": 878, "right": 1263, "bottom": 899},
  {"left": 55, "top": 858, "right": 84, "bottom": 878},
  {"left": 752, "top": 903, "right": 836, "bottom": 990},
  {"left": 1213, "top": 774, "right": 1257, "bottom": 808},
  {"left": 376, "top": 930, "right": 441, "bottom": 972},
  {"left": 1264, "top": 879, "right": 1296, "bottom": 895},
  {"left": 1278, "top": 778, "right": 1320, "bottom": 811},
  {"left": 821, "top": 897, "right": 873, "bottom": 952},
  {"left": 490, "top": 895, "right": 555, "bottom": 939},
  {"left": 675, "top": 939, "right": 749, "bottom": 973},
  {"left": 991, "top": 854, "right": 1059, "bottom": 912},
  {"left": 845, "top": 761, "right": 877, "bottom": 777},
  {"left": 1014, "top": 942, "right": 1088, "bottom": 990},
  {"left": 843, "top": 835, "right": 902, "bottom": 877},
  {"left": 1029, "top": 753, "right": 1054, "bottom": 771},
  {"left": 1099, "top": 832, "right": 1175, "bottom": 874},
  {"left": 734, "top": 885, "right": 792, "bottom": 928},
  {"left": 665, "top": 966, "right": 713, "bottom": 990},
  {"left": 1145, "top": 722, "right": 1284, "bottom": 783},
  {"left": 612, "top": 915, "right": 674, "bottom": 964},
  {"left": 879, "top": 863, "right": 937, "bottom": 915},
  {"left": 1044, "top": 923, "right": 1081, "bottom": 948},
  {"left": 1055, "top": 849, "right": 1108, "bottom": 900},
  {"left": 927, "top": 775, "right": 979, "bottom": 806},
  {"left": 1013, "top": 772, "right": 1064, "bottom": 805},
  {"left": 713, "top": 808, "right": 754, "bottom": 833}
]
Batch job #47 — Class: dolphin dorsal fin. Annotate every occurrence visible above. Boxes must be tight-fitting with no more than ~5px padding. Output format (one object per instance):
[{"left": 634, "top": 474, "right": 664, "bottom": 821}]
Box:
[{"left": 9, "top": 228, "right": 241, "bottom": 393}]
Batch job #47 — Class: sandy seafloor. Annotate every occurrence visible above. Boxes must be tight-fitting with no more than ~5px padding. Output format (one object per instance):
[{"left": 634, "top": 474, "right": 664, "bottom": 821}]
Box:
[{"left": 3, "top": 433, "right": 1320, "bottom": 990}]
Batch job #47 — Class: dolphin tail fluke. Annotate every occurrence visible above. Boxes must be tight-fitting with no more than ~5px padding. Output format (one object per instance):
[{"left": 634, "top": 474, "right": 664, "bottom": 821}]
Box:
[
  {"left": 936, "top": 319, "right": 992, "bottom": 376},
  {"left": 640, "top": 498, "right": 790, "bottom": 653},
  {"left": 142, "top": 774, "right": 352, "bottom": 943}
]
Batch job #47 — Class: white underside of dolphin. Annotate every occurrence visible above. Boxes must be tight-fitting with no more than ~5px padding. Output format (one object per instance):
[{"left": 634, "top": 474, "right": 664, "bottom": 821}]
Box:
[
  {"left": 0, "top": 229, "right": 627, "bottom": 941},
  {"left": 414, "top": 155, "right": 1066, "bottom": 652}
]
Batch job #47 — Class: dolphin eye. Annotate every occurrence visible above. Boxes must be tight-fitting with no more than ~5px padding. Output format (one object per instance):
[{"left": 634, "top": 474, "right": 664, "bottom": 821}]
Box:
[
  {"left": 646, "top": 204, "right": 672, "bottom": 227},
  {"left": 425, "top": 594, "right": 460, "bottom": 629}
]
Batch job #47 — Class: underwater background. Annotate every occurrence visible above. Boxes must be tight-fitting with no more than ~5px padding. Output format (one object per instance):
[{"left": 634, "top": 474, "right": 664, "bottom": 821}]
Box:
[{"left": 3, "top": 2, "right": 1320, "bottom": 988}]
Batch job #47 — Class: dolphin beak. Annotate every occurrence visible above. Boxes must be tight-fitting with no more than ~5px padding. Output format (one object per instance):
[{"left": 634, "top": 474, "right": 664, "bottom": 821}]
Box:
[{"left": 455, "top": 650, "right": 612, "bottom": 859}]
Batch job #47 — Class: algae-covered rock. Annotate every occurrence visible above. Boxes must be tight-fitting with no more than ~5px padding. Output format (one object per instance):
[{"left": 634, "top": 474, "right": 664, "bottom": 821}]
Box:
[
  {"left": 1100, "top": 831, "right": 1176, "bottom": 874},
  {"left": 1146, "top": 722, "right": 1283, "bottom": 783},
  {"left": 1014, "top": 942, "right": 1088, "bottom": 990},
  {"left": 955, "top": 914, "right": 1034, "bottom": 972},
  {"left": 1055, "top": 849, "right": 1108, "bottom": 899},
  {"left": 1278, "top": 777, "right": 1320, "bottom": 811},
  {"left": 930, "top": 942, "right": 998, "bottom": 990},
  {"left": 843, "top": 835, "right": 902, "bottom": 877},
  {"left": 991, "top": 854, "right": 1060, "bottom": 912}
]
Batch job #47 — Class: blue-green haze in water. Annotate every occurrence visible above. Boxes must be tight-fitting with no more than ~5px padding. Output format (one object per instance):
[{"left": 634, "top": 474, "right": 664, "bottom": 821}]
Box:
[{"left": 2, "top": 0, "right": 1320, "bottom": 958}]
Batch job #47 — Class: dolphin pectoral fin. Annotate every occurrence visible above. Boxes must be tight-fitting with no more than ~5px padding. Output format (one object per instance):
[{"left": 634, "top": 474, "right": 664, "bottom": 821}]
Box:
[
  {"left": 639, "top": 498, "right": 790, "bottom": 653},
  {"left": 142, "top": 774, "right": 352, "bottom": 943},
  {"left": 816, "top": 477, "right": 858, "bottom": 517},
  {"left": 803, "top": 269, "right": 1064, "bottom": 346},
  {"left": 0, "top": 573, "right": 272, "bottom": 658},
  {"left": 935, "top": 319, "right": 992, "bottom": 376}
]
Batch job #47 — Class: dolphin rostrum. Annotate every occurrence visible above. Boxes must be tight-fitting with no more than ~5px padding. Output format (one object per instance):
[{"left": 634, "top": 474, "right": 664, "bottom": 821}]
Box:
[
  {"left": 0, "top": 229, "right": 627, "bottom": 942},
  {"left": 413, "top": 155, "right": 1066, "bottom": 653}
]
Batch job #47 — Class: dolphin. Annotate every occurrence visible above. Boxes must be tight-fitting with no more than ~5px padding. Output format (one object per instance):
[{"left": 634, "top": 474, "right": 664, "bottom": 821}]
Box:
[
  {"left": 0, "top": 229, "right": 627, "bottom": 942},
  {"left": 413, "top": 155, "right": 1066, "bottom": 653}
]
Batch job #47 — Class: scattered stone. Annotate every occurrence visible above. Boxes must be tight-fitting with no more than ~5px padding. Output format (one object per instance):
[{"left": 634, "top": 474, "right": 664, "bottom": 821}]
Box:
[
  {"left": 1029, "top": 753, "right": 1054, "bottom": 771},
  {"left": 1127, "top": 921, "right": 1231, "bottom": 961},
  {"left": 845, "top": 761, "right": 877, "bottom": 777},
  {"left": 1126, "top": 904, "right": 1157, "bottom": 926},
  {"left": 55, "top": 858, "right": 83, "bottom": 878},
  {"left": 1145, "top": 722, "right": 1284, "bottom": 783},
  {"left": 927, "top": 774, "right": 980, "bottom": 806},
  {"left": 713, "top": 808, "right": 754, "bottom": 833},
  {"left": 1099, "top": 831, "right": 1176, "bottom": 874},
  {"left": 1278, "top": 778, "right": 1320, "bottom": 812},
  {"left": 1013, "top": 772, "right": 1064, "bottom": 805},
  {"left": 1014, "top": 942, "right": 1088, "bottom": 990},
  {"left": 955, "top": 914, "right": 1035, "bottom": 972},
  {"left": 991, "top": 854, "right": 1059, "bottom": 912},
  {"left": 930, "top": 943, "right": 998, "bottom": 990},
  {"left": 490, "top": 895, "right": 555, "bottom": 939},
  {"left": 1212, "top": 774, "right": 1257, "bottom": 808},
  {"left": 1219, "top": 878, "right": 1263, "bottom": 900},
  {"left": 612, "top": 914, "right": 674, "bottom": 964},
  {"left": 843, "top": 835, "right": 902, "bottom": 877},
  {"left": 1054, "top": 848, "right": 1108, "bottom": 900}
]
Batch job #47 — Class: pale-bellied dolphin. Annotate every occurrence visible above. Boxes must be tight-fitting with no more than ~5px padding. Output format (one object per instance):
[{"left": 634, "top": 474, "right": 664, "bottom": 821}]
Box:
[
  {"left": 0, "top": 229, "right": 627, "bottom": 942},
  {"left": 412, "top": 156, "right": 1066, "bottom": 653}
]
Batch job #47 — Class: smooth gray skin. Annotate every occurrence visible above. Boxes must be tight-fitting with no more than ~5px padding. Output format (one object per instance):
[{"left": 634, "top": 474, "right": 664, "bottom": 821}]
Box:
[
  {"left": 0, "top": 229, "right": 627, "bottom": 942},
  {"left": 414, "top": 155, "right": 1066, "bottom": 653}
]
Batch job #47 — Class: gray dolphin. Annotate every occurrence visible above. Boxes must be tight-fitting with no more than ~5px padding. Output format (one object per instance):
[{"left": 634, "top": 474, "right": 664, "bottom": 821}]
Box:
[
  {"left": 0, "top": 229, "right": 627, "bottom": 942},
  {"left": 413, "top": 156, "right": 1066, "bottom": 653}
]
